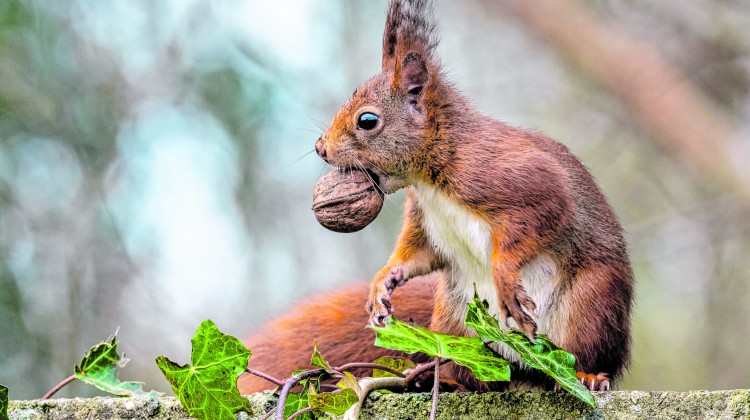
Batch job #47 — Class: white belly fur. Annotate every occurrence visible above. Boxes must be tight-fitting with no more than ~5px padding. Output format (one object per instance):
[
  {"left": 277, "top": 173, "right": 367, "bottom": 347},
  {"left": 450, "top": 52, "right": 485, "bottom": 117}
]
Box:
[{"left": 412, "top": 183, "right": 568, "bottom": 364}]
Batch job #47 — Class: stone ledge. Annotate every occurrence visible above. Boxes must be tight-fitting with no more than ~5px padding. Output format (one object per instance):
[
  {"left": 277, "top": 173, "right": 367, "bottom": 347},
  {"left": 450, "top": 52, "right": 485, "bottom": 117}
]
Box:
[
  {"left": 8, "top": 393, "right": 272, "bottom": 420},
  {"left": 8, "top": 390, "right": 749, "bottom": 419},
  {"left": 361, "top": 389, "right": 750, "bottom": 419}
]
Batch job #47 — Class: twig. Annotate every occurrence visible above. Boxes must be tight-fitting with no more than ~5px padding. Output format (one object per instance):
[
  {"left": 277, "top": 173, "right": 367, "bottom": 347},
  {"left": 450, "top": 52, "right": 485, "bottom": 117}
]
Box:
[
  {"left": 343, "top": 376, "right": 408, "bottom": 420},
  {"left": 245, "top": 367, "right": 285, "bottom": 387},
  {"left": 260, "top": 408, "right": 275, "bottom": 420},
  {"left": 403, "top": 360, "right": 438, "bottom": 383},
  {"left": 430, "top": 357, "right": 440, "bottom": 420},
  {"left": 270, "top": 359, "right": 446, "bottom": 420},
  {"left": 335, "top": 362, "right": 406, "bottom": 378},
  {"left": 42, "top": 375, "right": 77, "bottom": 399},
  {"left": 288, "top": 406, "right": 314, "bottom": 420},
  {"left": 275, "top": 368, "right": 326, "bottom": 420}
]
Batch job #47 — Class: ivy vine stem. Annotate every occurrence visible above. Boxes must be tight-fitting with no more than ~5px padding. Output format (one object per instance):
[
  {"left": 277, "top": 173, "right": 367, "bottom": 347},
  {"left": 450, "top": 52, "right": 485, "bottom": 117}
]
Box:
[
  {"left": 274, "top": 368, "right": 326, "bottom": 420},
  {"left": 334, "top": 362, "right": 406, "bottom": 378},
  {"left": 287, "top": 405, "right": 314, "bottom": 420},
  {"left": 245, "top": 367, "right": 285, "bottom": 387},
  {"left": 430, "top": 357, "right": 440, "bottom": 420},
  {"left": 41, "top": 375, "right": 77, "bottom": 399}
]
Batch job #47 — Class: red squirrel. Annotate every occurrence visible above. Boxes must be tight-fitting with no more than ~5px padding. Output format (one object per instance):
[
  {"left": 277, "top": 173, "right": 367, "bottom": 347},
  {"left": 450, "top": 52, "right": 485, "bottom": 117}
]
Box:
[{"left": 241, "top": 0, "right": 632, "bottom": 393}]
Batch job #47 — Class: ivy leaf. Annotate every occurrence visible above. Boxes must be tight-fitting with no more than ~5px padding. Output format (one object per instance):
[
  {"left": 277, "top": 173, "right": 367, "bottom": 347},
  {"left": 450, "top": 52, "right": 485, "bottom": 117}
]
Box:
[
  {"left": 284, "top": 392, "right": 314, "bottom": 420},
  {"left": 464, "top": 293, "right": 596, "bottom": 407},
  {"left": 370, "top": 317, "right": 510, "bottom": 382},
  {"left": 1, "top": 384, "right": 8, "bottom": 420},
  {"left": 310, "top": 341, "right": 332, "bottom": 372},
  {"left": 372, "top": 356, "right": 415, "bottom": 378},
  {"left": 308, "top": 386, "right": 359, "bottom": 416},
  {"left": 156, "top": 320, "right": 254, "bottom": 420},
  {"left": 283, "top": 377, "right": 320, "bottom": 420},
  {"left": 337, "top": 372, "right": 362, "bottom": 395},
  {"left": 75, "top": 333, "right": 160, "bottom": 398}
]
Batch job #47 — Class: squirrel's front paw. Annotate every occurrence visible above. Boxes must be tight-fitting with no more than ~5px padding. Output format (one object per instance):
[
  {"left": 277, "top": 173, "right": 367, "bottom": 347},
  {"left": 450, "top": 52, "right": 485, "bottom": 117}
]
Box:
[
  {"left": 366, "top": 266, "right": 406, "bottom": 326},
  {"left": 500, "top": 284, "right": 538, "bottom": 341},
  {"left": 366, "top": 290, "right": 393, "bottom": 326}
]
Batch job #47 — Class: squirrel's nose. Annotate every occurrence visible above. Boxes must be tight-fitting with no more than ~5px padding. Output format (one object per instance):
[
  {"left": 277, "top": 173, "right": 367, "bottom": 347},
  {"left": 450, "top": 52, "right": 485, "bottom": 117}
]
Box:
[{"left": 315, "top": 138, "right": 328, "bottom": 162}]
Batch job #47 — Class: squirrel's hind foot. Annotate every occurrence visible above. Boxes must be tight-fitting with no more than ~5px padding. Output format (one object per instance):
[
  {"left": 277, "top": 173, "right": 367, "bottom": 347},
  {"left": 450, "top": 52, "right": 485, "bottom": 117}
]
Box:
[
  {"left": 578, "top": 372, "right": 610, "bottom": 391},
  {"left": 553, "top": 372, "right": 609, "bottom": 392}
]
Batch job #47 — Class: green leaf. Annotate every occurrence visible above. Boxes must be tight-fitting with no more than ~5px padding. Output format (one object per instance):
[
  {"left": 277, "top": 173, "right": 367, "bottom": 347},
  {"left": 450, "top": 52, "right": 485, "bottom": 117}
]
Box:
[
  {"left": 465, "top": 294, "right": 596, "bottom": 407},
  {"left": 75, "top": 333, "right": 160, "bottom": 398},
  {"left": 308, "top": 387, "right": 359, "bottom": 416},
  {"left": 336, "top": 372, "right": 361, "bottom": 395},
  {"left": 282, "top": 377, "right": 316, "bottom": 419},
  {"left": 156, "top": 320, "right": 254, "bottom": 420},
  {"left": 309, "top": 376, "right": 323, "bottom": 394},
  {"left": 310, "top": 341, "right": 332, "bottom": 372},
  {"left": 372, "top": 356, "right": 415, "bottom": 378},
  {"left": 1, "top": 384, "right": 8, "bottom": 420},
  {"left": 370, "top": 317, "right": 510, "bottom": 382},
  {"left": 284, "top": 392, "right": 314, "bottom": 420}
]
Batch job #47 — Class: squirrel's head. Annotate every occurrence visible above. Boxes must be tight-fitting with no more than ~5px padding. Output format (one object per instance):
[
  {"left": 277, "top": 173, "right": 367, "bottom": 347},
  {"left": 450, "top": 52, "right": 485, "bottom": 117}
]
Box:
[{"left": 316, "top": 0, "right": 440, "bottom": 194}]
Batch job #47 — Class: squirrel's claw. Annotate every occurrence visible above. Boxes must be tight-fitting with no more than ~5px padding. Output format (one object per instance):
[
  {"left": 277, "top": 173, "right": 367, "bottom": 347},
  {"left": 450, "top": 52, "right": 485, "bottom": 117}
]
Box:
[
  {"left": 367, "top": 296, "right": 393, "bottom": 326},
  {"left": 367, "top": 266, "right": 406, "bottom": 326},
  {"left": 553, "top": 372, "right": 610, "bottom": 392},
  {"left": 366, "top": 287, "right": 394, "bottom": 326},
  {"left": 577, "top": 372, "right": 610, "bottom": 391},
  {"left": 500, "top": 284, "right": 538, "bottom": 341}
]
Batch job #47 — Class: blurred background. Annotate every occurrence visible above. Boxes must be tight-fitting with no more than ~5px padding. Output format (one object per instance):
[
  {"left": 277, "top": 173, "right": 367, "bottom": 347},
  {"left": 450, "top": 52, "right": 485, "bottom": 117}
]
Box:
[{"left": 1, "top": 0, "right": 749, "bottom": 399}]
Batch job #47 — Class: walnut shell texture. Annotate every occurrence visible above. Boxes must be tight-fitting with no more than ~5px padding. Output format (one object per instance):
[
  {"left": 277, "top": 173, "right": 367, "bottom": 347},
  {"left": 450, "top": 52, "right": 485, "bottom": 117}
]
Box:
[{"left": 312, "top": 169, "right": 384, "bottom": 233}]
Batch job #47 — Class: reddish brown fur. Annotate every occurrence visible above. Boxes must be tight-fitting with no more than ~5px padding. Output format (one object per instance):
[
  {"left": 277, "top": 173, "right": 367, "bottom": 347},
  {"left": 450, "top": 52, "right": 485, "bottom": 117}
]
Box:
[{"left": 312, "top": 0, "right": 634, "bottom": 391}]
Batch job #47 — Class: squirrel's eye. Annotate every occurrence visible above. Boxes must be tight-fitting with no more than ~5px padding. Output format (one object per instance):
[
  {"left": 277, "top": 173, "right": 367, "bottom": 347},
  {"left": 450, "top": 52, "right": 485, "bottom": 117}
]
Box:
[{"left": 357, "top": 112, "right": 379, "bottom": 130}]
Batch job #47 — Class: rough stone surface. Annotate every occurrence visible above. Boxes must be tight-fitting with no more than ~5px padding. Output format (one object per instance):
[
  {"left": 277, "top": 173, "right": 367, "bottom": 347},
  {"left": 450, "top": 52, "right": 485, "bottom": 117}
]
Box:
[
  {"left": 8, "top": 390, "right": 749, "bottom": 419},
  {"left": 8, "top": 393, "right": 274, "bottom": 420},
  {"left": 360, "top": 390, "right": 750, "bottom": 419}
]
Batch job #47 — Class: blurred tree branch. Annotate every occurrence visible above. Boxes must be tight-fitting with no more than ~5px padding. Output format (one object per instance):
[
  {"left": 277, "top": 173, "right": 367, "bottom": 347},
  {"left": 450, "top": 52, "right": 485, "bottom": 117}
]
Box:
[{"left": 487, "top": 0, "right": 749, "bottom": 203}]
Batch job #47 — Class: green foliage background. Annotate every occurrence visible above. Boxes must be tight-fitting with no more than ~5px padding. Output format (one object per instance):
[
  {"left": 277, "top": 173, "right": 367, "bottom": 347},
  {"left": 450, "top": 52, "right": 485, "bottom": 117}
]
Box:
[{"left": 1, "top": 0, "right": 749, "bottom": 398}]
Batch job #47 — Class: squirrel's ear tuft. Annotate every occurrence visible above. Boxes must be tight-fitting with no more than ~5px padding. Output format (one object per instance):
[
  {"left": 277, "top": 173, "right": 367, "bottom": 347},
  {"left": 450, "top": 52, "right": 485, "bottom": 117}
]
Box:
[
  {"left": 382, "top": 1, "right": 402, "bottom": 70},
  {"left": 382, "top": 0, "right": 438, "bottom": 71},
  {"left": 400, "top": 52, "right": 428, "bottom": 104}
]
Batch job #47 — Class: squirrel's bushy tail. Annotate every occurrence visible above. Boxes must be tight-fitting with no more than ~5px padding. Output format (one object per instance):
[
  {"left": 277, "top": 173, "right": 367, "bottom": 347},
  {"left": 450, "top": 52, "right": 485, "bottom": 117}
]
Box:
[{"left": 382, "top": 0, "right": 438, "bottom": 70}]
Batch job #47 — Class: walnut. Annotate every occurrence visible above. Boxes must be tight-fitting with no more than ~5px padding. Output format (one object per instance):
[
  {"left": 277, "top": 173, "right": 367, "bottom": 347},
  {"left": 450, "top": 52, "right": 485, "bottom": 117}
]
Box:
[{"left": 312, "top": 169, "right": 384, "bottom": 233}]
